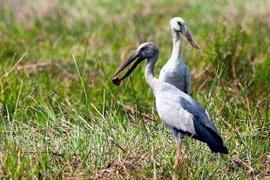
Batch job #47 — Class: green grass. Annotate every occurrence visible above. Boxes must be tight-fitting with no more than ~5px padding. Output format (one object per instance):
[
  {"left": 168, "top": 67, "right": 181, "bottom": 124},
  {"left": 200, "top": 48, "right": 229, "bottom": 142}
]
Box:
[{"left": 0, "top": 0, "right": 269, "bottom": 179}]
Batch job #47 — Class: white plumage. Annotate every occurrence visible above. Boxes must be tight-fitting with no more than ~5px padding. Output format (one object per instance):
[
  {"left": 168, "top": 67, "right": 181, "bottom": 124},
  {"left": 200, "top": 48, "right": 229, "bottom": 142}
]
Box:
[
  {"left": 159, "top": 17, "right": 199, "bottom": 94},
  {"left": 113, "top": 42, "right": 228, "bottom": 172}
]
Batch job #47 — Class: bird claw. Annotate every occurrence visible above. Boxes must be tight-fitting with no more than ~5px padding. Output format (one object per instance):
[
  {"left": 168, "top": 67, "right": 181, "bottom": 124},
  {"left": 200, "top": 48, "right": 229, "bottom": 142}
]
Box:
[{"left": 173, "top": 157, "right": 184, "bottom": 173}]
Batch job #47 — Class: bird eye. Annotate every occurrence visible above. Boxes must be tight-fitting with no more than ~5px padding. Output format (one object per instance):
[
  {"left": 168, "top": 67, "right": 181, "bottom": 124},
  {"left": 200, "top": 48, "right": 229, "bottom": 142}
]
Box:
[
  {"left": 141, "top": 47, "right": 146, "bottom": 52},
  {"left": 177, "top": 21, "right": 182, "bottom": 26}
]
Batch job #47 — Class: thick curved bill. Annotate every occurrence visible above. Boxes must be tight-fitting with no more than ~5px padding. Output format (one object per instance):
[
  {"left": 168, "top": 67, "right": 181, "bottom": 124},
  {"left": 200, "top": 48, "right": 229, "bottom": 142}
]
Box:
[
  {"left": 112, "top": 51, "right": 143, "bottom": 86},
  {"left": 182, "top": 26, "right": 200, "bottom": 49}
]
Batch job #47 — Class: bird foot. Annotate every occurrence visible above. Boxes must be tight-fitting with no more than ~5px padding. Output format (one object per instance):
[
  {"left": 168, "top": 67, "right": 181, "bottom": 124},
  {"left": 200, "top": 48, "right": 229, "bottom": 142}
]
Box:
[{"left": 173, "top": 157, "right": 184, "bottom": 174}]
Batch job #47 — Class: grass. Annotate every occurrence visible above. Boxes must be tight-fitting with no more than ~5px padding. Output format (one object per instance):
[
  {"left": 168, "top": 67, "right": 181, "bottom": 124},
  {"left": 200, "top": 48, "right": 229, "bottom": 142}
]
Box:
[{"left": 0, "top": 0, "right": 269, "bottom": 179}]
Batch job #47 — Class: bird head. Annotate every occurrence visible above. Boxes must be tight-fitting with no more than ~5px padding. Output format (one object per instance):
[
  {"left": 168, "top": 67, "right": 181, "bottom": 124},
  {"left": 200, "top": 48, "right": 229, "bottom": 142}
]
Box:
[
  {"left": 170, "top": 17, "right": 200, "bottom": 49},
  {"left": 170, "top": 17, "right": 186, "bottom": 32},
  {"left": 138, "top": 42, "right": 159, "bottom": 59},
  {"left": 112, "top": 42, "right": 159, "bottom": 86}
]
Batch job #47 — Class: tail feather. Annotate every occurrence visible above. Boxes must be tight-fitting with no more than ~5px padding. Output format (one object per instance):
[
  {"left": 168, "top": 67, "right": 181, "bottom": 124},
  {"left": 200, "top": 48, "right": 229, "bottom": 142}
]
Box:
[
  {"left": 206, "top": 127, "right": 228, "bottom": 154},
  {"left": 193, "top": 120, "right": 229, "bottom": 154}
]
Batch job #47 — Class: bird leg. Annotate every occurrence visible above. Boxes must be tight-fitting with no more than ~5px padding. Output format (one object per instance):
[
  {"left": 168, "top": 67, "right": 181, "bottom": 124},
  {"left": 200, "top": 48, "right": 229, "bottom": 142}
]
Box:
[{"left": 173, "top": 138, "right": 184, "bottom": 172}]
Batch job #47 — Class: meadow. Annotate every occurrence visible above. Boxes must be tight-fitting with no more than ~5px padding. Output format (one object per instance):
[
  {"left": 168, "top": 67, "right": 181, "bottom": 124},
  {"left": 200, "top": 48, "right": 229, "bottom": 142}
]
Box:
[{"left": 0, "top": 0, "right": 269, "bottom": 179}]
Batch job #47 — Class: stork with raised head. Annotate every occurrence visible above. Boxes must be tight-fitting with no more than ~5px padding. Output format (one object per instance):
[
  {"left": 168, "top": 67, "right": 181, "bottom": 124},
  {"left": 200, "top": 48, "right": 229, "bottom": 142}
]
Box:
[
  {"left": 159, "top": 17, "right": 199, "bottom": 95},
  {"left": 112, "top": 42, "right": 228, "bottom": 172}
]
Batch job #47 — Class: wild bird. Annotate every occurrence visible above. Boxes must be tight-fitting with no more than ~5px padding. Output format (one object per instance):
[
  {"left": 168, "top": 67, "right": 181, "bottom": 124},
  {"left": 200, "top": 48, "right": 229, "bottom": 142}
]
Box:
[
  {"left": 159, "top": 17, "right": 199, "bottom": 95},
  {"left": 112, "top": 42, "right": 228, "bottom": 171}
]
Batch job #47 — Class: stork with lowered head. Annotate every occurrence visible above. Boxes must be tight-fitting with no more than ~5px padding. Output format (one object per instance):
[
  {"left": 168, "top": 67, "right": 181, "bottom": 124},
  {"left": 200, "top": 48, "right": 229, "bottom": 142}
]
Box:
[{"left": 112, "top": 42, "right": 228, "bottom": 171}]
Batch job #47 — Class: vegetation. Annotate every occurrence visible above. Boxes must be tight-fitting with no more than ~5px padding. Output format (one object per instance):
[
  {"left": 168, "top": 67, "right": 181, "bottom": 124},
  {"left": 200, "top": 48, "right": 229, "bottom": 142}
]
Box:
[{"left": 0, "top": 0, "right": 269, "bottom": 179}]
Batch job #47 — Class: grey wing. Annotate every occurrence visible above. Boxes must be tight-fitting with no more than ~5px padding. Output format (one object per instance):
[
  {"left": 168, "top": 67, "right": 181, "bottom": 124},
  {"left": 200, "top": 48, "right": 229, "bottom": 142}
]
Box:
[
  {"left": 179, "top": 97, "right": 228, "bottom": 154},
  {"left": 184, "top": 67, "right": 191, "bottom": 95},
  {"left": 179, "top": 97, "right": 220, "bottom": 136}
]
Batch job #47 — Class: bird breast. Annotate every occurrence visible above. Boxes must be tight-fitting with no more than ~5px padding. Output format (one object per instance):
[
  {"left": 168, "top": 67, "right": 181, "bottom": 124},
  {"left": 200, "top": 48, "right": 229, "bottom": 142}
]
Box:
[{"left": 159, "top": 62, "right": 190, "bottom": 92}]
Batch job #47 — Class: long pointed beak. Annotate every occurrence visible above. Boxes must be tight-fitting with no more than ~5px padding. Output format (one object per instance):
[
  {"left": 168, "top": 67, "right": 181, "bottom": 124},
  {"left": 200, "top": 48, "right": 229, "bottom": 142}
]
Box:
[
  {"left": 182, "top": 26, "right": 200, "bottom": 49},
  {"left": 112, "top": 51, "right": 143, "bottom": 86}
]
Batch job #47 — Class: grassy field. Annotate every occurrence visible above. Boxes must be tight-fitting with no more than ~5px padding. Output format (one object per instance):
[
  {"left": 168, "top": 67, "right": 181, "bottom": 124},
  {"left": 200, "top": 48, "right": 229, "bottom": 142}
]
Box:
[{"left": 0, "top": 0, "right": 269, "bottom": 179}]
